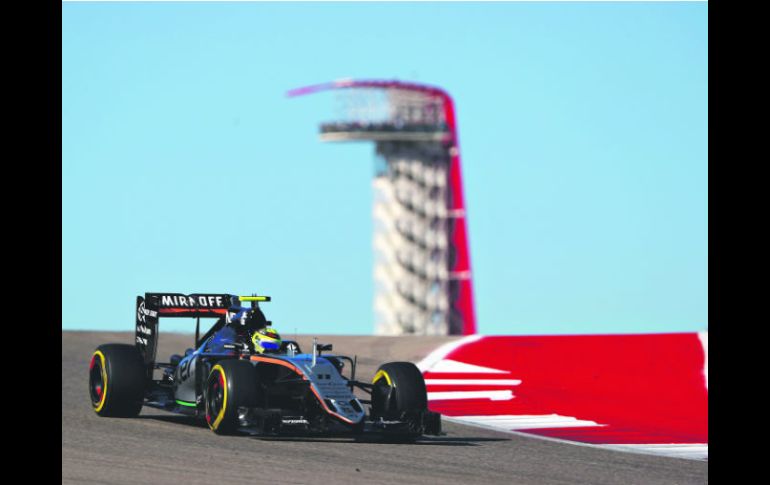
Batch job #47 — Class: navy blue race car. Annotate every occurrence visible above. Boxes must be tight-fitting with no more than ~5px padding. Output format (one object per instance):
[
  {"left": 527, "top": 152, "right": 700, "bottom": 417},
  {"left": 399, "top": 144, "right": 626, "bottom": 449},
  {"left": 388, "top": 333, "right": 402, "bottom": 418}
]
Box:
[{"left": 89, "top": 292, "right": 441, "bottom": 439}]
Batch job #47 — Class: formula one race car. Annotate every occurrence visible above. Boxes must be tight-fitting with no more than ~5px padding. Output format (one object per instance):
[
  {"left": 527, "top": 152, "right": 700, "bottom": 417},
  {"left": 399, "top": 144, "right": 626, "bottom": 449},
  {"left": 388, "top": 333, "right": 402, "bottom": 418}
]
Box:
[{"left": 88, "top": 293, "right": 441, "bottom": 439}]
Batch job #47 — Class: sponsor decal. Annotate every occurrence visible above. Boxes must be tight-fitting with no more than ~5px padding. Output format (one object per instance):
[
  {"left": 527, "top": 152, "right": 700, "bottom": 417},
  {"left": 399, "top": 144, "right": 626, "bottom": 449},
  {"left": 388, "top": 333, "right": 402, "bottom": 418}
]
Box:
[
  {"left": 282, "top": 419, "right": 309, "bottom": 425},
  {"left": 136, "top": 336, "right": 148, "bottom": 346},
  {"left": 136, "top": 301, "right": 158, "bottom": 323},
  {"left": 136, "top": 324, "right": 152, "bottom": 336},
  {"left": 159, "top": 294, "right": 226, "bottom": 308},
  {"left": 179, "top": 358, "right": 194, "bottom": 381}
]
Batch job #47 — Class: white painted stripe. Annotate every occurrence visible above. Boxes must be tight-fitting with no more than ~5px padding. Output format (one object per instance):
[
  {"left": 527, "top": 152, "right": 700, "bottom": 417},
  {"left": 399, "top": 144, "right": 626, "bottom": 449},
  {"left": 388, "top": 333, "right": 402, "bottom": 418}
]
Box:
[
  {"left": 416, "top": 335, "right": 483, "bottom": 373},
  {"left": 451, "top": 414, "right": 605, "bottom": 430},
  {"left": 596, "top": 443, "right": 708, "bottom": 461},
  {"left": 425, "top": 359, "right": 509, "bottom": 374},
  {"left": 698, "top": 331, "right": 708, "bottom": 390},
  {"left": 427, "top": 390, "right": 514, "bottom": 401},
  {"left": 425, "top": 379, "right": 522, "bottom": 386},
  {"left": 443, "top": 416, "right": 707, "bottom": 462}
]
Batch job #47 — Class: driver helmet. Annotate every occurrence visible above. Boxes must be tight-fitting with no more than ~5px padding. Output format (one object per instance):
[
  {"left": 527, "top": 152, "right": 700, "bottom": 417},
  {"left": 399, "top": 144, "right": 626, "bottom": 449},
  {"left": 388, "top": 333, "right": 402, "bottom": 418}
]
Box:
[{"left": 251, "top": 327, "right": 282, "bottom": 354}]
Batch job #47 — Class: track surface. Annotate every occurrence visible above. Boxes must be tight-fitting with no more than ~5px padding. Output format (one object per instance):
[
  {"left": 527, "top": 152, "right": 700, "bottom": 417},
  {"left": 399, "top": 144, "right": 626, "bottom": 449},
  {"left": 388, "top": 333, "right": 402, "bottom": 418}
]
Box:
[{"left": 63, "top": 332, "right": 708, "bottom": 484}]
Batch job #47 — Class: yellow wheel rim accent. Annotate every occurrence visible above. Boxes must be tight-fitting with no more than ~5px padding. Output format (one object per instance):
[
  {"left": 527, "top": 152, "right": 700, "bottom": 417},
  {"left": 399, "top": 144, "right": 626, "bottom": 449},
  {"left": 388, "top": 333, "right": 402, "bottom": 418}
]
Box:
[
  {"left": 372, "top": 370, "right": 393, "bottom": 387},
  {"left": 208, "top": 365, "right": 228, "bottom": 431},
  {"left": 93, "top": 351, "right": 108, "bottom": 412}
]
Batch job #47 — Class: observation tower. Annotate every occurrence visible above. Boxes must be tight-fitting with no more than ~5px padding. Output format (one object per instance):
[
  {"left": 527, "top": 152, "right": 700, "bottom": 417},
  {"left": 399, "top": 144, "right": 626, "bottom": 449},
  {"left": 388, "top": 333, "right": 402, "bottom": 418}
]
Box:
[{"left": 288, "top": 79, "right": 476, "bottom": 336}]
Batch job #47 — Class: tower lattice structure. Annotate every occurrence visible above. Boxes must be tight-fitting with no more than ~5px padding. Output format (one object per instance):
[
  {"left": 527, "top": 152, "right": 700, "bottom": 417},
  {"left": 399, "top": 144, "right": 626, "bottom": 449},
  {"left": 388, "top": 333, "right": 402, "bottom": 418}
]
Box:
[{"left": 289, "top": 80, "right": 476, "bottom": 336}]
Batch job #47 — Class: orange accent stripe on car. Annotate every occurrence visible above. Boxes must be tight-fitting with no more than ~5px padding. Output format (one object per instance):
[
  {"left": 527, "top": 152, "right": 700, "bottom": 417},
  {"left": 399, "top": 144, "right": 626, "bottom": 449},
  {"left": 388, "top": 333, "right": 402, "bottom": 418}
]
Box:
[
  {"left": 249, "top": 355, "right": 306, "bottom": 373},
  {"left": 158, "top": 308, "right": 228, "bottom": 314}
]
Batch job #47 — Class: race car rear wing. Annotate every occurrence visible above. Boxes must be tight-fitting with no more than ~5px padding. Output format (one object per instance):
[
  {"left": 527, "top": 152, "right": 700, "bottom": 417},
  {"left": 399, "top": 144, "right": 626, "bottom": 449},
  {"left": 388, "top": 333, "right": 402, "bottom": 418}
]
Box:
[{"left": 135, "top": 292, "right": 271, "bottom": 373}]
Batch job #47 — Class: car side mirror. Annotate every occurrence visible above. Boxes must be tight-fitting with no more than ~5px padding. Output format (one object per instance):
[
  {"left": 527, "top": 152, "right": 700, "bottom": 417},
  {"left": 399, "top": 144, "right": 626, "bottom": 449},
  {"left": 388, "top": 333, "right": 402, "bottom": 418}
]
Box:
[{"left": 316, "top": 343, "right": 333, "bottom": 352}]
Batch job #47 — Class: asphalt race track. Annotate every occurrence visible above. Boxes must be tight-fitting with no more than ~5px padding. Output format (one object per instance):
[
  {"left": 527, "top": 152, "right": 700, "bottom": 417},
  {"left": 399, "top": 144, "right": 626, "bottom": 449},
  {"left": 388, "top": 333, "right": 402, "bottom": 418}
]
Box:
[{"left": 63, "top": 332, "right": 708, "bottom": 484}]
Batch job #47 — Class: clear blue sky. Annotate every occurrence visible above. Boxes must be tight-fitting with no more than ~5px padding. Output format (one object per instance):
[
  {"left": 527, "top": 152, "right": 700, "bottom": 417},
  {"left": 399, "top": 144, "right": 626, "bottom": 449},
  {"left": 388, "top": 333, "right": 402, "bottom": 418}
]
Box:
[{"left": 62, "top": 2, "right": 707, "bottom": 335}]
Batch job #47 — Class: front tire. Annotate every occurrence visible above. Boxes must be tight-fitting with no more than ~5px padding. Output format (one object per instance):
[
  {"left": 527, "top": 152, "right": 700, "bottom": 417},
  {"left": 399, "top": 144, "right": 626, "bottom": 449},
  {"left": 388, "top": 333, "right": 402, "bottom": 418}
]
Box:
[
  {"left": 204, "top": 359, "right": 260, "bottom": 435},
  {"left": 89, "top": 344, "right": 146, "bottom": 417},
  {"left": 371, "top": 362, "right": 428, "bottom": 420}
]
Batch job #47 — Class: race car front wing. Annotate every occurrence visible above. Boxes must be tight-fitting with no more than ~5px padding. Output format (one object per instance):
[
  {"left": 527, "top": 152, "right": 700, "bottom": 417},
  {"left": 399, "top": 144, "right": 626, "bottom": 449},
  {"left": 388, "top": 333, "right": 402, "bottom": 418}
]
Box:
[{"left": 236, "top": 405, "right": 442, "bottom": 438}]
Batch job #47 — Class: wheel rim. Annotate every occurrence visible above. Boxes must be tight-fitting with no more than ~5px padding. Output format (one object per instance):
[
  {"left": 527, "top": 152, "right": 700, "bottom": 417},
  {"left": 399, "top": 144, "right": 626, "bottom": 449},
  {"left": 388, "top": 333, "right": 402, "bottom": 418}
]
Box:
[
  {"left": 205, "top": 367, "right": 227, "bottom": 429},
  {"left": 89, "top": 351, "right": 108, "bottom": 411}
]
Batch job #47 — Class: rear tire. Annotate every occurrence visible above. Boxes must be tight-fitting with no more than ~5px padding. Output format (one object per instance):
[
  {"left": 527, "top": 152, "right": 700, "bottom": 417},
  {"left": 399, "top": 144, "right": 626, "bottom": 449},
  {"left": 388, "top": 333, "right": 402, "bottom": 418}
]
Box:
[
  {"left": 204, "top": 359, "right": 260, "bottom": 435},
  {"left": 371, "top": 362, "right": 427, "bottom": 420},
  {"left": 89, "top": 344, "right": 146, "bottom": 417}
]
